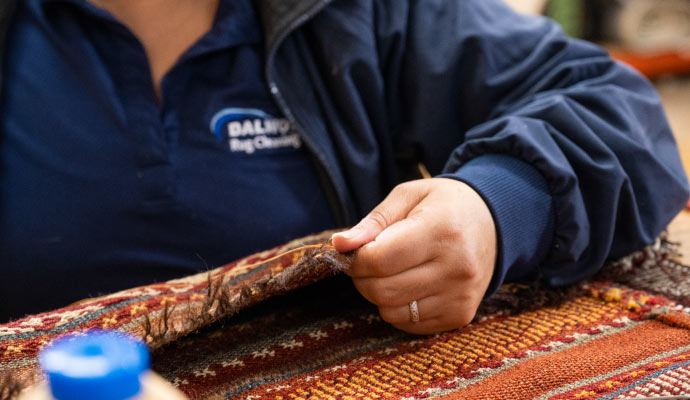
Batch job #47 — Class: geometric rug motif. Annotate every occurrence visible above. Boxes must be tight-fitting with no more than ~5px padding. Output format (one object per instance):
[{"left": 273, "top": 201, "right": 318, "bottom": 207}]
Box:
[
  {"left": 150, "top": 277, "right": 690, "bottom": 399},
  {"left": 0, "top": 231, "right": 347, "bottom": 398},
  {"left": 600, "top": 237, "right": 690, "bottom": 307},
  {"left": 1, "top": 230, "right": 690, "bottom": 399}
]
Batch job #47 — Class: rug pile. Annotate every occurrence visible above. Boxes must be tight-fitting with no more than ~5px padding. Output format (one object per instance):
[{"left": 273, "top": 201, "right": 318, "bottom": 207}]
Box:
[{"left": 1, "top": 231, "right": 689, "bottom": 399}]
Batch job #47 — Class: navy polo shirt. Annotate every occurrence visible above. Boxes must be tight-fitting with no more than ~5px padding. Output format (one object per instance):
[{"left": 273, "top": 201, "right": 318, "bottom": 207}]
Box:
[{"left": 0, "top": 0, "right": 335, "bottom": 320}]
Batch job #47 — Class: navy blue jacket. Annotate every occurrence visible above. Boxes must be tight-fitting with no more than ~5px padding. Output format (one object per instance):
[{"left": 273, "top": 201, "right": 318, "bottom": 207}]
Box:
[
  {"left": 255, "top": 0, "right": 689, "bottom": 288},
  {"left": 0, "top": 0, "right": 688, "bottom": 315}
]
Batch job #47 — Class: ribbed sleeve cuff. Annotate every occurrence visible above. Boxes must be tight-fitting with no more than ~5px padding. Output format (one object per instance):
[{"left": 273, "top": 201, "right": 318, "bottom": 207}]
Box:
[{"left": 439, "top": 154, "right": 555, "bottom": 295}]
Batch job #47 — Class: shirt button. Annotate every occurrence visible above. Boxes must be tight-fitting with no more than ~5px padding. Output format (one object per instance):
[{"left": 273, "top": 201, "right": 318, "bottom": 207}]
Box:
[{"left": 270, "top": 84, "right": 279, "bottom": 94}]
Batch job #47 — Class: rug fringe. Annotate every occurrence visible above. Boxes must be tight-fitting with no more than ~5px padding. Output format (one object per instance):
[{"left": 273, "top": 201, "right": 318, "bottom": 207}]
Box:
[
  {"left": 0, "top": 372, "right": 23, "bottom": 400},
  {"left": 141, "top": 242, "right": 354, "bottom": 349}
]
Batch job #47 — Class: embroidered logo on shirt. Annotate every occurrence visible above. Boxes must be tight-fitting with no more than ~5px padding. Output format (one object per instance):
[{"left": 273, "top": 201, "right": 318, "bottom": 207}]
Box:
[{"left": 210, "top": 108, "right": 302, "bottom": 154}]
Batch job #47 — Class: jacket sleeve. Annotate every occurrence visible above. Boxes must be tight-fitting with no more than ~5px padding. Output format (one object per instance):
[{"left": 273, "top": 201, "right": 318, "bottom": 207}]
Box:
[{"left": 374, "top": 0, "right": 690, "bottom": 292}]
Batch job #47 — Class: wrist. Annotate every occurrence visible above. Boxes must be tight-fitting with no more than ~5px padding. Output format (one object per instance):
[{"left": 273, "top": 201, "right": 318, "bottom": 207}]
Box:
[{"left": 439, "top": 154, "right": 555, "bottom": 294}]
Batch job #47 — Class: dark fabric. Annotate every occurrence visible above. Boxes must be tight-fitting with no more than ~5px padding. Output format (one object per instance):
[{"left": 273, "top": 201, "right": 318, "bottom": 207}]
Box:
[
  {"left": 0, "top": 0, "right": 17, "bottom": 93},
  {"left": 442, "top": 155, "right": 554, "bottom": 293},
  {"left": 0, "top": 0, "right": 688, "bottom": 320},
  {"left": 266, "top": 0, "right": 689, "bottom": 289},
  {"left": 254, "top": 0, "right": 326, "bottom": 54},
  {"left": 0, "top": 0, "right": 334, "bottom": 321}
]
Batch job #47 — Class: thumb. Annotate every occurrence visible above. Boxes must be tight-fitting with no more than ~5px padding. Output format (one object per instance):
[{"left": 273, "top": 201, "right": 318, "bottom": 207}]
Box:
[{"left": 332, "top": 183, "right": 426, "bottom": 252}]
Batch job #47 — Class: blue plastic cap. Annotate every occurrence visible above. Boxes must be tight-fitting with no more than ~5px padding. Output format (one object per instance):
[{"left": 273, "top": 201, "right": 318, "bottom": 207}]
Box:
[{"left": 38, "top": 330, "right": 150, "bottom": 400}]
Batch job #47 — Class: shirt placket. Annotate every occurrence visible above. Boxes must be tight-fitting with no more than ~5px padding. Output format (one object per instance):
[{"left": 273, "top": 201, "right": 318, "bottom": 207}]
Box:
[
  {"left": 49, "top": 0, "right": 178, "bottom": 209},
  {"left": 106, "top": 25, "right": 177, "bottom": 209}
]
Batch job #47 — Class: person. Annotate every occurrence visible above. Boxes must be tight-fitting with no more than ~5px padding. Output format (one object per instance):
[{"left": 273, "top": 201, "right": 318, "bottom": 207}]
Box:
[{"left": 0, "top": 0, "right": 688, "bottom": 334}]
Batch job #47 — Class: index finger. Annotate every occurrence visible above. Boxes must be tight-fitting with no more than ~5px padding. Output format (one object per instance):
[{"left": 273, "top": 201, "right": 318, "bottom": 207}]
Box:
[{"left": 346, "top": 211, "right": 440, "bottom": 278}]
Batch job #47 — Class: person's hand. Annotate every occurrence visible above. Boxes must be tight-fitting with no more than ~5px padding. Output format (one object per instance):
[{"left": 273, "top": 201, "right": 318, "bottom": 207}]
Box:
[{"left": 332, "top": 178, "right": 497, "bottom": 335}]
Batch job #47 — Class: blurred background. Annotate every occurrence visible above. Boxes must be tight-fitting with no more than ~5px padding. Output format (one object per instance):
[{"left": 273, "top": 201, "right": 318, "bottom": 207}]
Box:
[
  {"left": 505, "top": 0, "right": 690, "bottom": 257},
  {"left": 505, "top": 0, "right": 690, "bottom": 174}
]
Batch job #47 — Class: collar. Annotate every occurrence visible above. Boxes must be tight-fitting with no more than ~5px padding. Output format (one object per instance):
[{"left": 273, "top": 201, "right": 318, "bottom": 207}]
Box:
[
  {"left": 0, "top": 0, "right": 332, "bottom": 58},
  {"left": 34, "top": 0, "right": 264, "bottom": 56},
  {"left": 185, "top": 0, "right": 263, "bottom": 59},
  {"left": 253, "top": 0, "right": 330, "bottom": 57},
  {"left": 0, "top": 0, "right": 331, "bottom": 96}
]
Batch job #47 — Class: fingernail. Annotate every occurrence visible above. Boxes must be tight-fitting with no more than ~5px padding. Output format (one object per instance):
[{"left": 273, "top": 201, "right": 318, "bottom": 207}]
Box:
[{"left": 334, "top": 227, "right": 361, "bottom": 240}]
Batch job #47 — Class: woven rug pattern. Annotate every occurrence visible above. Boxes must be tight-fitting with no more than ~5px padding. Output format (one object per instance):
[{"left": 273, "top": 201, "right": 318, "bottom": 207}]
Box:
[
  {"left": 0, "top": 231, "right": 347, "bottom": 397},
  {"left": 1, "top": 231, "right": 690, "bottom": 399},
  {"left": 149, "top": 279, "right": 690, "bottom": 399}
]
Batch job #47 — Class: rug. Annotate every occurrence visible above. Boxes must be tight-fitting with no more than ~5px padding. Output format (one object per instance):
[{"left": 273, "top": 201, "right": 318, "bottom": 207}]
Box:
[
  {"left": 0, "top": 231, "right": 350, "bottom": 398},
  {"left": 1, "top": 231, "right": 689, "bottom": 400}
]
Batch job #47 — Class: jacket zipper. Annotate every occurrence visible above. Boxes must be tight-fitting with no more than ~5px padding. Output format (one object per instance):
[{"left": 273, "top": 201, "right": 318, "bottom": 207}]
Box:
[{"left": 264, "top": 0, "right": 352, "bottom": 227}]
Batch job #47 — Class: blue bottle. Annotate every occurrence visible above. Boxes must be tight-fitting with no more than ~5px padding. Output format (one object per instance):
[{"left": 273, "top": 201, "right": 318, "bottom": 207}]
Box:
[{"left": 20, "top": 330, "right": 186, "bottom": 400}]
